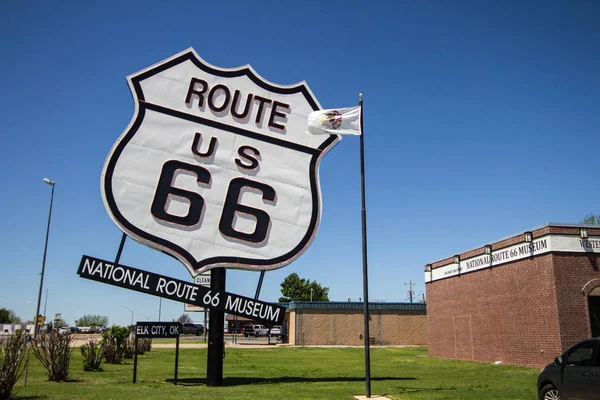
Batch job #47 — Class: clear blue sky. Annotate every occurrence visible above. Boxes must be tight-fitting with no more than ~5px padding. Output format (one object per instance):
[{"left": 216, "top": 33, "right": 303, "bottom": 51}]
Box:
[{"left": 1, "top": 0, "right": 598, "bottom": 327}]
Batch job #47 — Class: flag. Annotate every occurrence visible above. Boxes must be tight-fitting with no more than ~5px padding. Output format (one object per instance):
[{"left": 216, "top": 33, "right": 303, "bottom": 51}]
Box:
[{"left": 307, "top": 106, "right": 361, "bottom": 135}]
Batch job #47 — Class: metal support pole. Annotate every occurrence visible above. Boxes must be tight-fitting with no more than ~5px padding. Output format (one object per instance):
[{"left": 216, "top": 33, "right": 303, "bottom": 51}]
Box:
[
  {"left": 133, "top": 335, "right": 139, "bottom": 383},
  {"left": 206, "top": 268, "right": 226, "bottom": 386},
  {"left": 203, "top": 309, "right": 208, "bottom": 342},
  {"left": 114, "top": 233, "right": 127, "bottom": 265},
  {"left": 174, "top": 336, "right": 179, "bottom": 385},
  {"left": 255, "top": 271, "right": 265, "bottom": 299}
]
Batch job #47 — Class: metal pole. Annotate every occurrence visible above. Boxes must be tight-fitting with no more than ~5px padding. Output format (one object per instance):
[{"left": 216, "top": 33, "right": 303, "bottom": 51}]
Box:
[
  {"left": 206, "top": 268, "right": 226, "bottom": 386},
  {"left": 358, "top": 94, "right": 372, "bottom": 398},
  {"left": 119, "top": 306, "right": 134, "bottom": 328},
  {"left": 158, "top": 298, "right": 162, "bottom": 322},
  {"left": 43, "top": 288, "right": 50, "bottom": 319},
  {"left": 174, "top": 336, "right": 179, "bottom": 385},
  {"left": 234, "top": 315, "right": 238, "bottom": 344},
  {"left": 133, "top": 335, "right": 138, "bottom": 383},
  {"left": 33, "top": 180, "right": 55, "bottom": 338},
  {"left": 203, "top": 309, "right": 208, "bottom": 342},
  {"left": 114, "top": 233, "right": 127, "bottom": 265},
  {"left": 255, "top": 271, "right": 265, "bottom": 299}
]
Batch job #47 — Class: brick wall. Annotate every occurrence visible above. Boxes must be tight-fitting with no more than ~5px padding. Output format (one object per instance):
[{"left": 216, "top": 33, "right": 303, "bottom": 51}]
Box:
[
  {"left": 427, "top": 253, "right": 563, "bottom": 367},
  {"left": 292, "top": 309, "right": 427, "bottom": 346},
  {"left": 426, "top": 225, "right": 600, "bottom": 368},
  {"left": 552, "top": 253, "right": 600, "bottom": 349}
]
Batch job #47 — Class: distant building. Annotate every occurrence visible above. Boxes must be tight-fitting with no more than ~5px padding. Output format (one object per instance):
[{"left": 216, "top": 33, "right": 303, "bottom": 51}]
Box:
[
  {"left": 225, "top": 315, "right": 255, "bottom": 334},
  {"left": 425, "top": 223, "right": 600, "bottom": 367},
  {"left": 283, "top": 301, "right": 427, "bottom": 346},
  {"left": 1, "top": 324, "right": 35, "bottom": 335}
]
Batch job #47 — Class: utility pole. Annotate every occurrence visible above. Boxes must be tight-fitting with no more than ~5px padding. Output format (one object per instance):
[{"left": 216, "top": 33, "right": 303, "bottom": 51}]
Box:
[{"left": 404, "top": 280, "right": 415, "bottom": 303}]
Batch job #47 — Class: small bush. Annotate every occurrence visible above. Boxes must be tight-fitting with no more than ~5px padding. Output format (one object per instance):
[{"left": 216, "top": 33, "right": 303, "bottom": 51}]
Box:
[
  {"left": 31, "top": 331, "right": 73, "bottom": 382},
  {"left": 80, "top": 339, "right": 102, "bottom": 372},
  {"left": 139, "top": 338, "right": 152, "bottom": 353},
  {"left": 122, "top": 337, "right": 152, "bottom": 359},
  {"left": 0, "top": 330, "right": 28, "bottom": 400},
  {"left": 101, "top": 326, "right": 129, "bottom": 364},
  {"left": 123, "top": 338, "right": 135, "bottom": 359}
]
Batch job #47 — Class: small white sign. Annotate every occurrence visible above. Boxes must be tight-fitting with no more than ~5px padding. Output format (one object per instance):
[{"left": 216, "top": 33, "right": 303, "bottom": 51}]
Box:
[
  {"left": 54, "top": 313, "right": 62, "bottom": 320},
  {"left": 195, "top": 273, "right": 211, "bottom": 286},
  {"left": 185, "top": 273, "right": 210, "bottom": 312},
  {"left": 184, "top": 303, "right": 206, "bottom": 312}
]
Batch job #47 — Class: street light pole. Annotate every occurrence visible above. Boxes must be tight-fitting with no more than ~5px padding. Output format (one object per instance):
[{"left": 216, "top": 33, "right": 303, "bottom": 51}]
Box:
[
  {"left": 33, "top": 178, "right": 55, "bottom": 338},
  {"left": 43, "top": 288, "right": 51, "bottom": 320},
  {"left": 119, "top": 305, "right": 134, "bottom": 327}
]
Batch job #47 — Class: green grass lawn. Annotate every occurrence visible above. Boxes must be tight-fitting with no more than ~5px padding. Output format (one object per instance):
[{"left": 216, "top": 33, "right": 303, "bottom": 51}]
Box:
[{"left": 12, "top": 347, "right": 539, "bottom": 400}]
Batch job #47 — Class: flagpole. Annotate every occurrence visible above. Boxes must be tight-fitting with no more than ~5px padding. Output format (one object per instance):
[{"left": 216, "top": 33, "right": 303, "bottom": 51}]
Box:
[{"left": 359, "top": 93, "right": 372, "bottom": 398}]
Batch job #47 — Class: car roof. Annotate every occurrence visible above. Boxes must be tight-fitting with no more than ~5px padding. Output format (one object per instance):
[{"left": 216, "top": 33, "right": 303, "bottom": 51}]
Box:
[
  {"left": 577, "top": 337, "right": 600, "bottom": 343},
  {"left": 566, "top": 337, "right": 600, "bottom": 350}
]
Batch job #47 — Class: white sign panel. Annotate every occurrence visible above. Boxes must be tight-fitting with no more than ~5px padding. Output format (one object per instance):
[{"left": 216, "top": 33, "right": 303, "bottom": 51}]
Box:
[
  {"left": 184, "top": 303, "right": 205, "bottom": 312},
  {"left": 195, "top": 273, "right": 211, "bottom": 286},
  {"left": 102, "top": 49, "right": 339, "bottom": 276},
  {"left": 425, "top": 234, "right": 600, "bottom": 282}
]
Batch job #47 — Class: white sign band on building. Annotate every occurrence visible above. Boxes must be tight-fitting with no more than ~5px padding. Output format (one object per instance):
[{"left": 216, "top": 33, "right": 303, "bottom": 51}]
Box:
[{"left": 425, "top": 234, "right": 600, "bottom": 282}]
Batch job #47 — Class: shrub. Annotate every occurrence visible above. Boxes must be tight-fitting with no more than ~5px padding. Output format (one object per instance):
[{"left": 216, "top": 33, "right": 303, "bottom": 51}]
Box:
[
  {"left": 0, "top": 330, "right": 28, "bottom": 400},
  {"left": 123, "top": 338, "right": 135, "bottom": 359},
  {"left": 101, "top": 326, "right": 129, "bottom": 364},
  {"left": 31, "top": 331, "right": 73, "bottom": 382},
  {"left": 139, "top": 338, "right": 152, "bottom": 353},
  {"left": 80, "top": 339, "right": 102, "bottom": 372},
  {"left": 122, "top": 337, "right": 152, "bottom": 359}
]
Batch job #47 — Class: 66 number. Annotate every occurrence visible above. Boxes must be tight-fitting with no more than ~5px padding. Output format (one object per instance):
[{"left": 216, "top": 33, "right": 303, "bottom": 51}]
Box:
[
  {"left": 150, "top": 160, "right": 275, "bottom": 244},
  {"left": 203, "top": 291, "right": 220, "bottom": 307}
]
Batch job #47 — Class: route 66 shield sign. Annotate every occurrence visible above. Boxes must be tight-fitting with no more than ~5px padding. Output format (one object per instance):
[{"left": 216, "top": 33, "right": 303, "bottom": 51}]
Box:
[{"left": 101, "top": 49, "right": 339, "bottom": 277}]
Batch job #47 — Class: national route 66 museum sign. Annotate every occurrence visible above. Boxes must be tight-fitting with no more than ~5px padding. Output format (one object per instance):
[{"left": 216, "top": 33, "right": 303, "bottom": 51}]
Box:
[{"left": 100, "top": 49, "right": 339, "bottom": 276}]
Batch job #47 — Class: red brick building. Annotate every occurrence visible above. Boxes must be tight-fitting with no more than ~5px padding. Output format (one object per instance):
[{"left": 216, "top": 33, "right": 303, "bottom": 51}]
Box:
[{"left": 425, "top": 223, "right": 600, "bottom": 367}]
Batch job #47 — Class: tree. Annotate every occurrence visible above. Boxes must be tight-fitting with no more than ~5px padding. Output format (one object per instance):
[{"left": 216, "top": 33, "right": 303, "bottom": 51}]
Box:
[
  {"left": 278, "top": 273, "right": 329, "bottom": 302},
  {"left": 582, "top": 214, "right": 600, "bottom": 225},
  {"left": 53, "top": 319, "right": 68, "bottom": 328},
  {"left": 177, "top": 314, "right": 192, "bottom": 324},
  {"left": 0, "top": 308, "right": 21, "bottom": 324},
  {"left": 76, "top": 315, "right": 108, "bottom": 327}
]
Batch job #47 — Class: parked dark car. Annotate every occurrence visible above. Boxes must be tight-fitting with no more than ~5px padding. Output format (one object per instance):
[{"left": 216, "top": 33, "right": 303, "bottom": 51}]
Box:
[
  {"left": 537, "top": 337, "right": 600, "bottom": 400},
  {"left": 182, "top": 323, "right": 204, "bottom": 336}
]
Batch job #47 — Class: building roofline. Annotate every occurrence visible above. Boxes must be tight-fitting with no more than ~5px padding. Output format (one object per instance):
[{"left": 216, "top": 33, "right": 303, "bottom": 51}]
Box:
[
  {"left": 426, "top": 222, "right": 597, "bottom": 267},
  {"left": 280, "top": 301, "right": 426, "bottom": 311}
]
